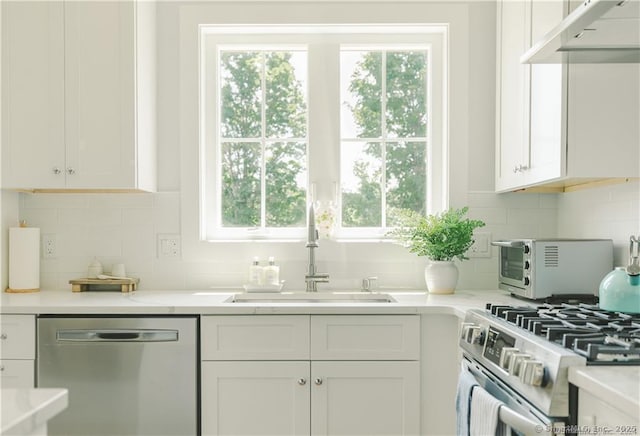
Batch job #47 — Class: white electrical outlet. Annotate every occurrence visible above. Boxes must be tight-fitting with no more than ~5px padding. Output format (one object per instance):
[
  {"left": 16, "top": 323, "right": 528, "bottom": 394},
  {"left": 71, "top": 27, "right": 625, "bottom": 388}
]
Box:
[
  {"left": 42, "top": 234, "right": 57, "bottom": 258},
  {"left": 468, "top": 231, "right": 492, "bottom": 258},
  {"left": 157, "top": 234, "right": 181, "bottom": 259}
]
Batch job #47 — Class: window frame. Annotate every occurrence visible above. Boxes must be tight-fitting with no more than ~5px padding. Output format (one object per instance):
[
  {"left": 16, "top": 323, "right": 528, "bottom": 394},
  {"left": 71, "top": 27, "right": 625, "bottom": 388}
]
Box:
[{"left": 200, "top": 25, "right": 448, "bottom": 242}]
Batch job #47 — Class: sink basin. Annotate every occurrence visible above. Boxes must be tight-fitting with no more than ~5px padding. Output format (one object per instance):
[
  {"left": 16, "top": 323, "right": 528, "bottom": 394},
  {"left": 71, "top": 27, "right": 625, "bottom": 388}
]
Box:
[{"left": 228, "top": 292, "right": 396, "bottom": 303}]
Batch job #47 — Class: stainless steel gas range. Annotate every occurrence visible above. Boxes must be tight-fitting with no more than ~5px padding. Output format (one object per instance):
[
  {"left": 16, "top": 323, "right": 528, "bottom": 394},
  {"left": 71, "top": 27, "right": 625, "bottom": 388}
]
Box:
[{"left": 459, "top": 303, "right": 640, "bottom": 435}]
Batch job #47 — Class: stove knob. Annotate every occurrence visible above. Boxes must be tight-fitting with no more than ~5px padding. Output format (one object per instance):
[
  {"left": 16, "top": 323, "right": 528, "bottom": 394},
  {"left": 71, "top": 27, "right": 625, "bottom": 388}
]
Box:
[
  {"left": 460, "top": 323, "right": 476, "bottom": 341},
  {"left": 499, "top": 347, "right": 519, "bottom": 370},
  {"left": 460, "top": 323, "right": 484, "bottom": 345},
  {"left": 519, "top": 360, "right": 545, "bottom": 386},
  {"left": 469, "top": 326, "right": 485, "bottom": 345},
  {"left": 508, "top": 353, "right": 530, "bottom": 377}
]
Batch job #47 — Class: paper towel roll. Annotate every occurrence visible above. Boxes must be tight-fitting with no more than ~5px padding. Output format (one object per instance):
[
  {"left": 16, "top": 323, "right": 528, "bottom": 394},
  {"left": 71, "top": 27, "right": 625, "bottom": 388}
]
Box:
[{"left": 8, "top": 227, "right": 40, "bottom": 292}]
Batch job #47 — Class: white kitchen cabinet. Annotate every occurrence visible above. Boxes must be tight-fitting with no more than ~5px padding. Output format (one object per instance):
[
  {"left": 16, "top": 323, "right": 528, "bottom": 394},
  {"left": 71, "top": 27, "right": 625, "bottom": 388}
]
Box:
[
  {"left": 495, "top": 0, "right": 640, "bottom": 193},
  {"left": 0, "top": 315, "right": 36, "bottom": 388},
  {"left": 200, "top": 315, "right": 420, "bottom": 436},
  {"left": 202, "top": 361, "right": 311, "bottom": 435},
  {"left": 578, "top": 389, "right": 640, "bottom": 429},
  {"left": 311, "top": 361, "right": 420, "bottom": 436},
  {"left": 1, "top": 0, "right": 156, "bottom": 192}
]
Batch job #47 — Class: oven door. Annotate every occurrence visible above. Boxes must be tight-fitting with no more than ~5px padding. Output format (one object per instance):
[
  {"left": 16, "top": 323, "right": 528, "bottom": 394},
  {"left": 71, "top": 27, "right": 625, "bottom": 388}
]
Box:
[{"left": 461, "top": 356, "right": 566, "bottom": 436}]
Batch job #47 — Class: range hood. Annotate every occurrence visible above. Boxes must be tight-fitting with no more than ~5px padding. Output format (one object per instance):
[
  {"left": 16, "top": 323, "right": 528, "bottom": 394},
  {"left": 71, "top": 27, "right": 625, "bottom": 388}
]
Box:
[{"left": 522, "top": 0, "right": 640, "bottom": 63}]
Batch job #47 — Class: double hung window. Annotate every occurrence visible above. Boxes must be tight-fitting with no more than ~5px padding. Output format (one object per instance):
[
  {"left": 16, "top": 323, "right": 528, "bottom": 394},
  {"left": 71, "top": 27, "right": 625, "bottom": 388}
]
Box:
[{"left": 201, "top": 26, "right": 446, "bottom": 241}]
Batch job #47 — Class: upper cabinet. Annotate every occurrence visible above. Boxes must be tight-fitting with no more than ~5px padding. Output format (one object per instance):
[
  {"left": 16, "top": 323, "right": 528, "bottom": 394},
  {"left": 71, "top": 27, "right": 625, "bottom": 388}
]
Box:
[
  {"left": 495, "top": 0, "right": 640, "bottom": 193},
  {"left": 1, "top": 1, "right": 156, "bottom": 192}
]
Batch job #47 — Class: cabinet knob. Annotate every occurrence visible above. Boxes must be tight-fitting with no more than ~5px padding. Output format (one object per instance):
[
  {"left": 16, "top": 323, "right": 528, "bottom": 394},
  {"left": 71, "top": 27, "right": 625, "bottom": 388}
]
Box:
[
  {"left": 67, "top": 167, "right": 76, "bottom": 175},
  {"left": 0, "top": 333, "right": 7, "bottom": 340},
  {"left": 314, "top": 378, "right": 323, "bottom": 386},
  {"left": 297, "top": 378, "right": 307, "bottom": 386},
  {"left": 53, "top": 167, "right": 62, "bottom": 175}
]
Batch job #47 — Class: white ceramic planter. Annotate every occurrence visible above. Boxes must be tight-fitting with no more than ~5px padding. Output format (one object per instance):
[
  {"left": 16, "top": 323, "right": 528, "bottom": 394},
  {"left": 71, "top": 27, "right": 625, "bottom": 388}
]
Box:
[{"left": 424, "top": 260, "right": 459, "bottom": 294}]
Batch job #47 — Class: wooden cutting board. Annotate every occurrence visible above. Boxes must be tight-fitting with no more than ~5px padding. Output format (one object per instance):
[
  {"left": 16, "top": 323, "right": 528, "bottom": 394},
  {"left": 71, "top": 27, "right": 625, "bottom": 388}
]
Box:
[{"left": 69, "top": 278, "right": 139, "bottom": 293}]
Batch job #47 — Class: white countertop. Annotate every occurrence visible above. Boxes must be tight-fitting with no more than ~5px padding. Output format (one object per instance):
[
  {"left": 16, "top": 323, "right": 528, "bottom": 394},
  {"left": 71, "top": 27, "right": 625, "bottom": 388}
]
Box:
[
  {"left": 1, "top": 388, "right": 68, "bottom": 435},
  {"left": 569, "top": 366, "right": 640, "bottom": 419},
  {"left": 0, "top": 289, "right": 526, "bottom": 317}
]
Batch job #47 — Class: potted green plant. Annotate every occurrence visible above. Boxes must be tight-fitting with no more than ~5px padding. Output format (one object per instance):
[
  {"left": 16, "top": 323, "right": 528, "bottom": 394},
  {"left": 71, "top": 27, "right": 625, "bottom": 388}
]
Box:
[{"left": 388, "top": 207, "right": 485, "bottom": 294}]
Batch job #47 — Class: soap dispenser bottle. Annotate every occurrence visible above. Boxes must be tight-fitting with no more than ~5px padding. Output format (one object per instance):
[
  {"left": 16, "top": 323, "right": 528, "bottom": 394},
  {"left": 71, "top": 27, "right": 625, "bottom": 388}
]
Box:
[
  {"left": 264, "top": 256, "right": 280, "bottom": 286},
  {"left": 248, "top": 257, "right": 264, "bottom": 285}
]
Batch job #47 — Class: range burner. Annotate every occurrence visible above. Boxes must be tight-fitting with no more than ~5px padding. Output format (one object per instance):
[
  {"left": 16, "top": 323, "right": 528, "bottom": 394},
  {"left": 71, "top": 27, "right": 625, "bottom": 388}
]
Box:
[{"left": 486, "top": 303, "right": 640, "bottom": 364}]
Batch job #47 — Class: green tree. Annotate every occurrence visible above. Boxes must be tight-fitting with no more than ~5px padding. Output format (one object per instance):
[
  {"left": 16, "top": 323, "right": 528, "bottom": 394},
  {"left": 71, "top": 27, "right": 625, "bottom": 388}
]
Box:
[
  {"left": 220, "top": 51, "right": 307, "bottom": 227},
  {"left": 343, "top": 51, "right": 427, "bottom": 227}
]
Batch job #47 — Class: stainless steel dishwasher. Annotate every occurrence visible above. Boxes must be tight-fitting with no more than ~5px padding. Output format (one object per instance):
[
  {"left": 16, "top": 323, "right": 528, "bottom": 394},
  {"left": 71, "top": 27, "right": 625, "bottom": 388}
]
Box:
[{"left": 37, "top": 316, "right": 198, "bottom": 436}]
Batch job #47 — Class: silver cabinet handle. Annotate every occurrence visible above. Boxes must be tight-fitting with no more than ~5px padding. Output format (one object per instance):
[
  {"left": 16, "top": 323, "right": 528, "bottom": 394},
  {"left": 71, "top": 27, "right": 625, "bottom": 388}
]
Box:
[
  {"left": 67, "top": 167, "right": 76, "bottom": 175},
  {"left": 57, "top": 329, "right": 178, "bottom": 342},
  {"left": 297, "top": 378, "right": 307, "bottom": 386},
  {"left": 53, "top": 167, "right": 62, "bottom": 175},
  {"left": 0, "top": 333, "right": 7, "bottom": 340},
  {"left": 314, "top": 378, "right": 323, "bottom": 385}
]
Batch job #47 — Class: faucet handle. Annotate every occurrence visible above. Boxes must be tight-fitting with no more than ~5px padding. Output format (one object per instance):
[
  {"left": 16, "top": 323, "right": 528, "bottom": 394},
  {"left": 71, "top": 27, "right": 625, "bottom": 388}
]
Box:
[{"left": 361, "top": 277, "right": 378, "bottom": 292}]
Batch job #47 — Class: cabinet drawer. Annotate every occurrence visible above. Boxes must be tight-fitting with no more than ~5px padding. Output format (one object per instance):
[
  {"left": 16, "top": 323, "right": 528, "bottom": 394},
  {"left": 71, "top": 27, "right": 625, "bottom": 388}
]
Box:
[
  {"left": 311, "top": 315, "right": 420, "bottom": 360},
  {"left": 0, "top": 359, "right": 35, "bottom": 388},
  {"left": 201, "top": 315, "right": 310, "bottom": 360},
  {"left": 0, "top": 315, "right": 35, "bottom": 359}
]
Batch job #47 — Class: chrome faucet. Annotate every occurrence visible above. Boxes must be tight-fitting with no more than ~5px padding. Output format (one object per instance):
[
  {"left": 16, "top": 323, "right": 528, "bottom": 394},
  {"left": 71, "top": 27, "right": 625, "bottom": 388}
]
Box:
[{"left": 305, "top": 204, "right": 329, "bottom": 292}]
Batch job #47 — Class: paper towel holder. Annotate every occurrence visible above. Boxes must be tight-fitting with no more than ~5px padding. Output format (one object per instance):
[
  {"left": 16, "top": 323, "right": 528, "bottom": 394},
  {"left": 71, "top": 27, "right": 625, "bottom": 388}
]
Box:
[{"left": 6, "top": 222, "right": 40, "bottom": 293}]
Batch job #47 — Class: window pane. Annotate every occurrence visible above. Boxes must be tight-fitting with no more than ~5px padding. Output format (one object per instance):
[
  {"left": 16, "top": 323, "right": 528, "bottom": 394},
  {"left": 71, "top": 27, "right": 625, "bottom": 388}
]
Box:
[
  {"left": 221, "top": 142, "right": 261, "bottom": 227},
  {"left": 266, "top": 141, "right": 307, "bottom": 227},
  {"left": 386, "top": 141, "right": 426, "bottom": 225},
  {"left": 265, "top": 52, "right": 308, "bottom": 138},
  {"left": 385, "top": 52, "right": 427, "bottom": 138},
  {"left": 220, "top": 52, "right": 262, "bottom": 138},
  {"left": 341, "top": 51, "right": 382, "bottom": 139},
  {"left": 341, "top": 142, "right": 382, "bottom": 227}
]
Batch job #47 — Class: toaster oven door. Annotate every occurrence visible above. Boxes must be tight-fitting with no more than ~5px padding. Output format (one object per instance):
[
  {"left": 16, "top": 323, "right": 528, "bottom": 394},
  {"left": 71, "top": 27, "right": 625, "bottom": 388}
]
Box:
[{"left": 493, "top": 241, "right": 527, "bottom": 287}]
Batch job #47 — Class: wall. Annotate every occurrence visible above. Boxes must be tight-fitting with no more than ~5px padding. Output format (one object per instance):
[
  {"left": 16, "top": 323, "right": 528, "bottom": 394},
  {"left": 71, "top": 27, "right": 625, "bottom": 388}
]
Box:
[
  {"left": 5, "top": 1, "right": 561, "bottom": 292},
  {"left": 9, "top": 1, "right": 636, "bottom": 293},
  {"left": 558, "top": 180, "right": 640, "bottom": 267}
]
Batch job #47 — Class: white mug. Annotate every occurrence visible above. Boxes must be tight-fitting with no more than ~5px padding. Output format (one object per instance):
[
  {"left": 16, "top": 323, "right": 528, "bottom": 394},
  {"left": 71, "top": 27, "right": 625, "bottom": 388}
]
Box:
[{"left": 111, "top": 263, "right": 126, "bottom": 278}]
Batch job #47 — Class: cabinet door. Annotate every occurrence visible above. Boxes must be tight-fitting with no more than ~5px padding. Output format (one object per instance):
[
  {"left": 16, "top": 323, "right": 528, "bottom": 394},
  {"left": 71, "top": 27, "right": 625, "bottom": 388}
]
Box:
[
  {"left": 310, "top": 315, "right": 420, "bottom": 360},
  {"left": 0, "top": 315, "right": 36, "bottom": 359},
  {"left": 201, "top": 315, "right": 310, "bottom": 360},
  {"left": 2, "top": 1, "right": 65, "bottom": 189},
  {"left": 0, "top": 360, "right": 35, "bottom": 388},
  {"left": 495, "top": 0, "right": 531, "bottom": 191},
  {"left": 202, "top": 361, "right": 311, "bottom": 436},
  {"left": 64, "top": 1, "right": 136, "bottom": 189},
  {"left": 528, "top": 0, "right": 565, "bottom": 185},
  {"left": 311, "top": 361, "right": 420, "bottom": 436},
  {"left": 579, "top": 389, "right": 640, "bottom": 428}
]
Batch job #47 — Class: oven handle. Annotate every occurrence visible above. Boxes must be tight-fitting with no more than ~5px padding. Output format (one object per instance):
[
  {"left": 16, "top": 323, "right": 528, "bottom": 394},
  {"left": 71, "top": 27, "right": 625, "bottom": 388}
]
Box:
[
  {"left": 498, "top": 404, "right": 552, "bottom": 435},
  {"left": 463, "top": 361, "right": 554, "bottom": 436},
  {"left": 491, "top": 240, "right": 525, "bottom": 248}
]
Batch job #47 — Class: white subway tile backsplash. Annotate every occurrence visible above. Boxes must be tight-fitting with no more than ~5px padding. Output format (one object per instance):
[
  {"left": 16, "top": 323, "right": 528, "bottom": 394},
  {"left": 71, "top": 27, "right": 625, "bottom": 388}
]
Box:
[
  {"left": 22, "top": 194, "right": 89, "bottom": 209},
  {"left": 17, "top": 183, "right": 637, "bottom": 292}
]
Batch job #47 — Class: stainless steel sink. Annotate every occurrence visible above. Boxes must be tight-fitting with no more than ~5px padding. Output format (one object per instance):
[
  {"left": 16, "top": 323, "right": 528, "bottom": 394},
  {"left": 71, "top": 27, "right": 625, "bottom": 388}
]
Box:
[{"left": 228, "top": 292, "right": 397, "bottom": 303}]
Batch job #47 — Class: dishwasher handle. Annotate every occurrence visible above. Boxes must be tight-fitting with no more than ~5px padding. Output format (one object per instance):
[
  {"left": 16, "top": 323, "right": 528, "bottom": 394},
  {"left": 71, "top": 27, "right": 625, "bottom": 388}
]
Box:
[{"left": 57, "top": 329, "right": 179, "bottom": 342}]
